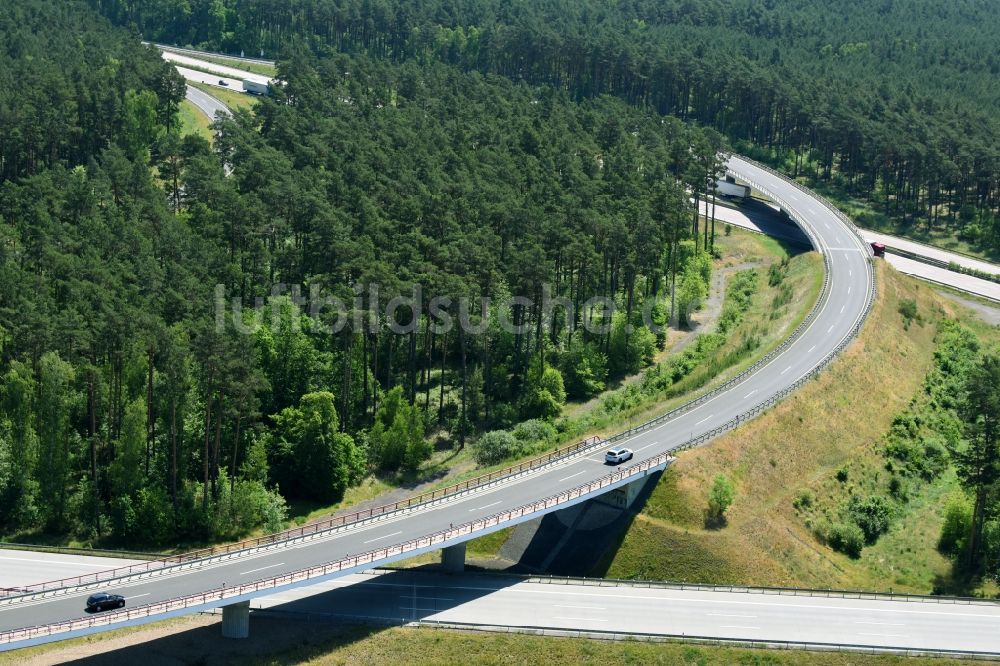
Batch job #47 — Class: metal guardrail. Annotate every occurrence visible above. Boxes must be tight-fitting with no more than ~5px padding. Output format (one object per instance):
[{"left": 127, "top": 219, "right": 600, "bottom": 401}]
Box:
[
  {"left": 4, "top": 435, "right": 603, "bottom": 597},
  {"left": 525, "top": 574, "right": 1000, "bottom": 606},
  {"left": 412, "top": 621, "right": 1000, "bottom": 661},
  {"left": 0, "top": 453, "right": 671, "bottom": 646},
  {"left": 0, "top": 157, "right": 879, "bottom": 648},
  {"left": 605, "top": 156, "right": 876, "bottom": 455}
]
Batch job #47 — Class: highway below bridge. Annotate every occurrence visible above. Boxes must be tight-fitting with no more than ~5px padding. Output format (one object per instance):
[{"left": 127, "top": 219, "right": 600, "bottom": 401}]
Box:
[{"left": 0, "top": 156, "right": 878, "bottom": 651}]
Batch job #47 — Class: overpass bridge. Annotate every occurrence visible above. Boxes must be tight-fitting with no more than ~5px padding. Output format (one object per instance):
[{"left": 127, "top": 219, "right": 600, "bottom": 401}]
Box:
[{"left": 0, "top": 155, "right": 876, "bottom": 651}]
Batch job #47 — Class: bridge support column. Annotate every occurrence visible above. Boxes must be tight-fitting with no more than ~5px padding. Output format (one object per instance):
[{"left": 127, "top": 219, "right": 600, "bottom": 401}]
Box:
[
  {"left": 594, "top": 476, "right": 647, "bottom": 510},
  {"left": 221, "top": 600, "right": 250, "bottom": 639},
  {"left": 441, "top": 542, "right": 467, "bottom": 572}
]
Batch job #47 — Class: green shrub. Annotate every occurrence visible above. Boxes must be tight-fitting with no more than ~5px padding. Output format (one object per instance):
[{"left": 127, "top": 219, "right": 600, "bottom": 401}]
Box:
[
  {"left": 512, "top": 419, "right": 557, "bottom": 446},
  {"left": 793, "top": 489, "right": 815, "bottom": 510},
  {"left": 473, "top": 430, "right": 522, "bottom": 466},
  {"left": 826, "top": 522, "right": 865, "bottom": 558},
  {"left": 848, "top": 495, "right": 894, "bottom": 544},
  {"left": 938, "top": 496, "right": 972, "bottom": 556}
]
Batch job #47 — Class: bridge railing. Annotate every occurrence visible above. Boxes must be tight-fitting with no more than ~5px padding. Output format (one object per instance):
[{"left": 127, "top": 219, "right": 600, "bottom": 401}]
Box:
[
  {"left": 0, "top": 453, "right": 671, "bottom": 647},
  {"left": 0, "top": 158, "right": 880, "bottom": 646},
  {"left": 2, "top": 434, "right": 604, "bottom": 597},
  {"left": 4, "top": 157, "right": 875, "bottom": 602}
]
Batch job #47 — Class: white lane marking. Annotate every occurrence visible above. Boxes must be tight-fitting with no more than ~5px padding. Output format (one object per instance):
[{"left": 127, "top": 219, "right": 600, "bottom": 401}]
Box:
[
  {"left": 708, "top": 613, "right": 757, "bottom": 618},
  {"left": 780, "top": 366, "right": 791, "bottom": 375},
  {"left": 634, "top": 441, "right": 659, "bottom": 453},
  {"left": 855, "top": 621, "right": 905, "bottom": 626},
  {"left": 363, "top": 531, "right": 403, "bottom": 544},
  {"left": 828, "top": 325, "right": 835, "bottom": 333},
  {"left": 240, "top": 562, "right": 284, "bottom": 576},
  {"left": 848, "top": 286, "right": 852, "bottom": 295},
  {"left": 554, "top": 616, "right": 608, "bottom": 622},
  {"left": 555, "top": 604, "right": 606, "bottom": 610},
  {"left": 469, "top": 501, "right": 502, "bottom": 512},
  {"left": 744, "top": 390, "right": 757, "bottom": 399},
  {"left": 559, "top": 471, "right": 586, "bottom": 482},
  {"left": 695, "top": 415, "right": 714, "bottom": 426},
  {"left": 808, "top": 345, "right": 816, "bottom": 353},
  {"left": 840, "top": 305, "right": 845, "bottom": 314},
  {"left": 127, "top": 593, "right": 150, "bottom": 600},
  {"left": 850, "top": 270, "right": 853, "bottom": 277}
]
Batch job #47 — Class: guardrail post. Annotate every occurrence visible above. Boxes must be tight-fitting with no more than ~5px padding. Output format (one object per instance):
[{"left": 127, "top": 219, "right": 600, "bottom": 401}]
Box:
[{"left": 221, "top": 600, "right": 251, "bottom": 639}]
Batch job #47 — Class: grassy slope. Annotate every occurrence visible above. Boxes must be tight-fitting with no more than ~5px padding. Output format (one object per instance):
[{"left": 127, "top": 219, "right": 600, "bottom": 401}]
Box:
[
  {"left": 176, "top": 52, "right": 277, "bottom": 78},
  {"left": 188, "top": 80, "right": 258, "bottom": 112},
  {"left": 604, "top": 262, "right": 997, "bottom": 593},
  {"left": 401, "top": 230, "right": 824, "bottom": 566},
  {"left": 176, "top": 99, "right": 212, "bottom": 141}
]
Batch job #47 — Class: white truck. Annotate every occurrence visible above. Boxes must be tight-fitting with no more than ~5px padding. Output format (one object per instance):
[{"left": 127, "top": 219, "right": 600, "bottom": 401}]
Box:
[
  {"left": 242, "top": 79, "right": 270, "bottom": 96},
  {"left": 715, "top": 176, "right": 751, "bottom": 199}
]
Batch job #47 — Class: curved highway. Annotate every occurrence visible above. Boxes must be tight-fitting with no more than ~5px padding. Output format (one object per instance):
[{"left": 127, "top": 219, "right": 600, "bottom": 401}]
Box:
[
  {"left": 0, "top": 156, "right": 875, "bottom": 649},
  {"left": 184, "top": 84, "right": 231, "bottom": 122}
]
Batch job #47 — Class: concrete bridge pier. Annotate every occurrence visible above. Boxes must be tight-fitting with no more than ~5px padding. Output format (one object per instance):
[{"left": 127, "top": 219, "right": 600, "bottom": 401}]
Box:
[
  {"left": 593, "top": 475, "right": 649, "bottom": 510},
  {"left": 221, "top": 600, "right": 250, "bottom": 638},
  {"left": 441, "top": 542, "right": 467, "bottom": 572}
]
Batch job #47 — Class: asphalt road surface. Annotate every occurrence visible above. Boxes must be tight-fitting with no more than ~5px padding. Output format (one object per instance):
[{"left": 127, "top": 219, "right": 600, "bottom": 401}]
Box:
[
  {"left": 704, "top": 198, "right": 1000, "bottom": 301},
  {"left": 0, "top": 551, "right": 142, "bottom": 593},
  {"left": 160, "top": 50, "right": 271, "bottom": 86},
  {"left": 184, "top": 84, "right": 231, "bottom": 122},
  {"left": 6, "top": 556, "right": 997, "bottom": 656},
  {"left": 0, "top": 157, "right": 876, "bottom": 648},
  {"left": 257, "top": 570, "right": 1000, "bottom": 655}
]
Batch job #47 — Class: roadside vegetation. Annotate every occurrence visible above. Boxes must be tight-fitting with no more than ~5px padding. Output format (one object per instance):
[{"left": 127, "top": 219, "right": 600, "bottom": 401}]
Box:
[
  {"left": 164, "top": 49, "right": 277, "bottom": 78},
  {"left": 601, "top": 263, "right": 1000, "bottom": 597},
  {"left": 0, "top": 1, "right": 736, "bottom": 552},
  {"left": 188, "top": 81, "right": 258, "bottom": 112},
  {"left": 176, "top": 99, "right": 213, "bottom": 141},
  {"left": 102, "top": 0, "right": 1000, "bottom": 260}
]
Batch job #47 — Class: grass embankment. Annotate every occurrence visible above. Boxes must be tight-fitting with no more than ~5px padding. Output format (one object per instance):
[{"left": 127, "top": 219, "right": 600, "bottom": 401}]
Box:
[
  {"left": 5, "top": 618, "right": 996, "bottom": 665},
  {"left": 603, "top": 262, "right": 1000, "bottom": 594},
  {"left": 188, "top": 81, "right": 259, "bottom": 112},
  {"left": 396, "top": 229, "right": 823, "bottom": 566},
  {"left": 176, "top": 99, "right": 213, "bottom": 141}
]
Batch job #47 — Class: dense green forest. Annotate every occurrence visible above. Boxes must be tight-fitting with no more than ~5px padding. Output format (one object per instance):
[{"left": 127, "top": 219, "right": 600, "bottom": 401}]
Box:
[
  {"left": 0, "top": 1, "right": 721, "bottom": 546},
  {"left": 91, "top": 0, "right": 1000, "bottom": 254}
]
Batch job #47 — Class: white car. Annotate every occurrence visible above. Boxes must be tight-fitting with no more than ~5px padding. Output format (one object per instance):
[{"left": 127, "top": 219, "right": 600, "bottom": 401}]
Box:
[{"left": 605, "top": 447, "right": 634, "bottom": 465}]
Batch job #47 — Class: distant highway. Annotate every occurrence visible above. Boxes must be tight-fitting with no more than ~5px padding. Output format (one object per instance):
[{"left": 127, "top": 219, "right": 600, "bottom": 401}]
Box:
[
  {"left": 702, "top": 200, "right": 1000, "bottom": 301},
  {"left": 176, "top": 66, "right": 243, "bottom": 91},
  {"left": 184, "top": 84, "right": 231, "bottom": 121},
  {"left": 160, "top": 50, "right": 271, "bottom": 86}
]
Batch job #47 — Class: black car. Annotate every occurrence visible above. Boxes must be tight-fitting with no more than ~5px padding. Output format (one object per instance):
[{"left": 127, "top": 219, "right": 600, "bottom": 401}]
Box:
[{"left": 86, "top": 592, "right": 125, "bottom": 612}]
